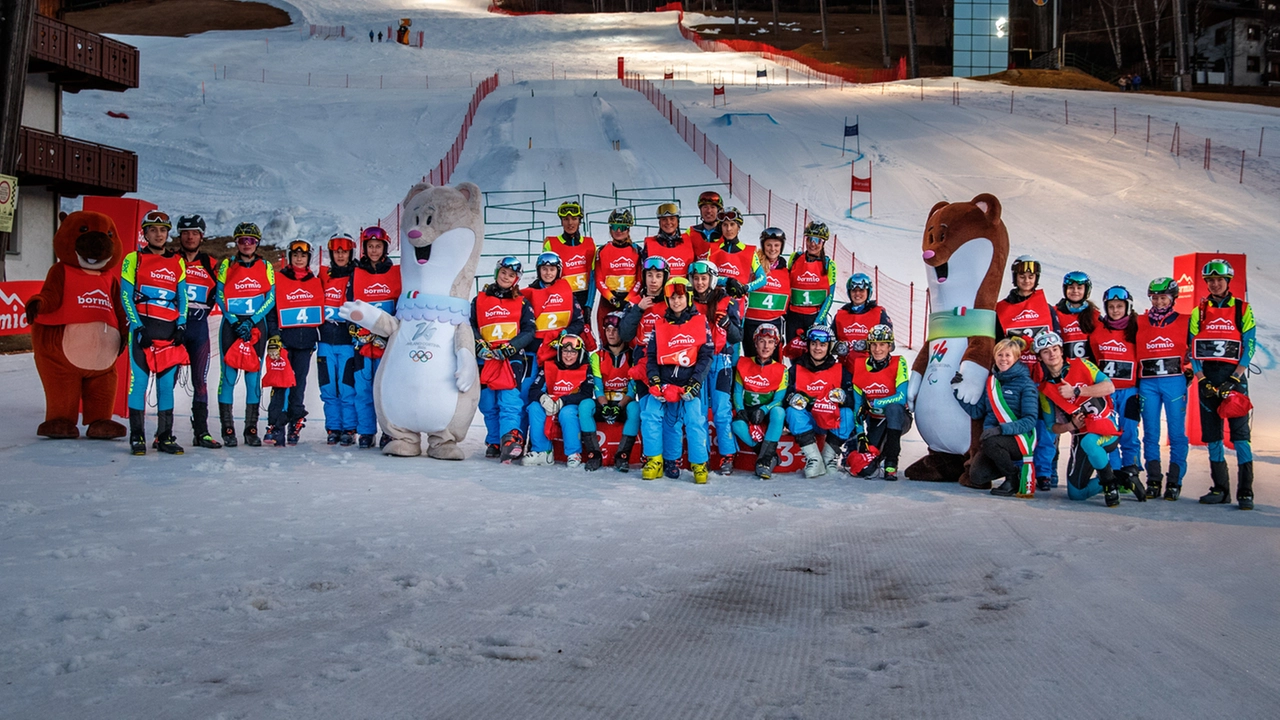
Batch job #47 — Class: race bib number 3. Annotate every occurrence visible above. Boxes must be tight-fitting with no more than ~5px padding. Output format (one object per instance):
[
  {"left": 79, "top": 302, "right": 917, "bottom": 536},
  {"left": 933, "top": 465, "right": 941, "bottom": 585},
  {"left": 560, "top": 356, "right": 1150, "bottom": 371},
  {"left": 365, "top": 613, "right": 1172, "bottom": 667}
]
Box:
[{"left": 1195, "top": 339, "right": 1241, "bottom": 361}]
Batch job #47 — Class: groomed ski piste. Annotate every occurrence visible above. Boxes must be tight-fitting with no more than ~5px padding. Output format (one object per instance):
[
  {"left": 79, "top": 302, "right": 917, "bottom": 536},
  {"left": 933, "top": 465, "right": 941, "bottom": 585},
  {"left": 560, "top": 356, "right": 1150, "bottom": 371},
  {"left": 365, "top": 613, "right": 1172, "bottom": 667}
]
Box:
[{"left": 4, "top": 1, "right": 1279, "bottom": 717}]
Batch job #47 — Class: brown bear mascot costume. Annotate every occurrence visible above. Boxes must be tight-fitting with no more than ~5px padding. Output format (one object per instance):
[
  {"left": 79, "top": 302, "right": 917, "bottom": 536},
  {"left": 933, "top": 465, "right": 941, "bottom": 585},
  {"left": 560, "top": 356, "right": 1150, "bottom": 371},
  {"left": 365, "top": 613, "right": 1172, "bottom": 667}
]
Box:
[{"left": 25, "top": 211, "right": 129, "bottom": 439}]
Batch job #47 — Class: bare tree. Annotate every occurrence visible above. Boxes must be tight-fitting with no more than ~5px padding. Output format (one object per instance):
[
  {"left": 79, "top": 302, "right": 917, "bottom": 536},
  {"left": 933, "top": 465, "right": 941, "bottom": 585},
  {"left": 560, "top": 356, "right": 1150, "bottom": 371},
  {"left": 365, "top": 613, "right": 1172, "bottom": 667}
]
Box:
[
  {"left": 1096, "top": 0, "right": 1126, "bottom": 70},
  {"left": 819, "top": 0, "right": 829, "bottom": 51},
  {"left": 772, "top": 0, "right": 779, "bottom": 39},
  {"left": 1132, "top": 0, "right": 1156, "bottom": 81},
  {"left": 879, "top": 0, "right": 891, "bottom": 68}
]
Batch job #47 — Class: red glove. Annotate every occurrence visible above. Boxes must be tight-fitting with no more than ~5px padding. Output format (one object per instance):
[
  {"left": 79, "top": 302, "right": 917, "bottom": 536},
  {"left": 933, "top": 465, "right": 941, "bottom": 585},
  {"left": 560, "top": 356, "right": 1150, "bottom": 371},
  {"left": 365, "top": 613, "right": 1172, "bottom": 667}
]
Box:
[
  {"left": 649, "top": 384, "right": 665, "bottom": 399},
  {"left": 663, "top": 384, "right": 684, "bottom": 403}
]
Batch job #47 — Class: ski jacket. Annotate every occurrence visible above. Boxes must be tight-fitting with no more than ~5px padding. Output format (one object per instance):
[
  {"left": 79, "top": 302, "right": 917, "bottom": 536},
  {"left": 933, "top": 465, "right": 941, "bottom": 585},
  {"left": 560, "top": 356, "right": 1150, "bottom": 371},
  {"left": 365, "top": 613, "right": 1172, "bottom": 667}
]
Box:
[
  {"left": 955, "top": 360, "right": 1039, "bottom": 436},
  {"left": 645, "top": 306, "right": 713, "bottom": 389}
]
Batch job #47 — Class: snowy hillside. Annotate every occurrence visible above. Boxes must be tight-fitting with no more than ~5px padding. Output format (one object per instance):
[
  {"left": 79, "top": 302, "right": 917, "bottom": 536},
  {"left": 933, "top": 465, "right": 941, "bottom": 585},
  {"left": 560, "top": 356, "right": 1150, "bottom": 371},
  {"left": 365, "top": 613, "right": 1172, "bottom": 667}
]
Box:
[{"left": 3, "top": 2, "right": 1278, "bottom": 717}]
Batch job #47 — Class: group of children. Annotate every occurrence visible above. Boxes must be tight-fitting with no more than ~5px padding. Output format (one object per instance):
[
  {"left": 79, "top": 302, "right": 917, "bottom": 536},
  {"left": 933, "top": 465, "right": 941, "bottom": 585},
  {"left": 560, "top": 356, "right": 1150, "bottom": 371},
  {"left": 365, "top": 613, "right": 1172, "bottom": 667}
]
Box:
[
  {"left": 120, "top": 194, "right": 1257, "bottom": 509},
  {"left": 123, "top": 211, "right": 402, "bottom": 455},
  {"left": 473, "top": 194, "right": 910, "bottom": 485},
  {"left": 971, "top": 255, "right": 1257, "bottom": 509}
]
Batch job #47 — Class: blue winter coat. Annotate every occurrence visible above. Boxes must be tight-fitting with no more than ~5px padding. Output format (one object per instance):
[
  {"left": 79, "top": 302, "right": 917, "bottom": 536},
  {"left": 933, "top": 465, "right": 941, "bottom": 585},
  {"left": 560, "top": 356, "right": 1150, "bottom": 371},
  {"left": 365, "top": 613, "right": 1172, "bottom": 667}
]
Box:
[{"left": 954, "top": 361, "right": 1039, "bottom": 437}]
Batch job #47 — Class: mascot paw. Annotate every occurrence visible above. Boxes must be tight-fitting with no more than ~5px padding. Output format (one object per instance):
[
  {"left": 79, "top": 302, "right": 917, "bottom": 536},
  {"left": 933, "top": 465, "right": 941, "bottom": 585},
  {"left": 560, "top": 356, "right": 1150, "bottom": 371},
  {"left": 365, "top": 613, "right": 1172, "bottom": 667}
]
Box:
[
  {"left": 952, "top": 361, "right": 990, "bottom": 405},
  {"left": 383, "top": 438, "right": 423, "bottom": 457},
  {"left": 426, "top": 440, "right": 466, "bottom": 461},
  {"left": 338, "top": 300, "right": 384, "bottom": 331},
  {"left": 86, "top": 419, "right": 128, "bottom": 439},
  {"left": 958, "top": 472, "right": 993, "bottom": 490},
  {"left": 455, "top": 348, "right": 478, "bottom": 393},
  {"left": 907, "top": 371, "right": 923, "bottom": 411},
  {"left": 37, "top": 419, "right": 80, "bottom": 439},
  {"left": 904, "top": 451, "right": 968, "bottom": 482}
]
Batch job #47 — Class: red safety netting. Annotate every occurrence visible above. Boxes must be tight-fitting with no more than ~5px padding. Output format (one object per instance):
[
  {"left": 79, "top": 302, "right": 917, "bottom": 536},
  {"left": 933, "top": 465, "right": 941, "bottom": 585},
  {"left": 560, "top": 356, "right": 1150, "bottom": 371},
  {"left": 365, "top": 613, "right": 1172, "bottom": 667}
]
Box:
[
  {"left": 373, "top": 73, "right": 500, "bottom": 258},
  {"left": 622, "top": 73, "right": 927, "bottom": 349}
]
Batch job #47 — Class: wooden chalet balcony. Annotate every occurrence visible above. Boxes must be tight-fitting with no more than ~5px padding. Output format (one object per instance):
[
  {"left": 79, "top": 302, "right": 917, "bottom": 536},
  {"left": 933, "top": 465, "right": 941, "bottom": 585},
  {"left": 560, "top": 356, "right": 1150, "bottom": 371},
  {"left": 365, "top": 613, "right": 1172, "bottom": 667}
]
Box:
[
  {"left": 16, "top": 127, "right": 137, "bottom": 197},
  {"left": 28, "top": 13, "right": 139, "bottom": 93}
]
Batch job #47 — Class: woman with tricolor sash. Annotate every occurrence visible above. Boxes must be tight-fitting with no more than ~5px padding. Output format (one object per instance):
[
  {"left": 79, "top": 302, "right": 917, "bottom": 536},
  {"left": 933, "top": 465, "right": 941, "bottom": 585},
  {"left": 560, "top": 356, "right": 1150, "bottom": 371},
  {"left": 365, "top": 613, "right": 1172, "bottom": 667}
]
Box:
[{"left": 954, "top": 337, "right": 1040, "bottom": 497}]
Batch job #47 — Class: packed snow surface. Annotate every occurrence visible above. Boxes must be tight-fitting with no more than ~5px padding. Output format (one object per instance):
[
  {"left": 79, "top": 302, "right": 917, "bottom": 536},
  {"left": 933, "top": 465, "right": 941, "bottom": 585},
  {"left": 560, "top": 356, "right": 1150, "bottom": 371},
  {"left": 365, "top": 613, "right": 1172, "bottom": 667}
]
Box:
[{"left": 5, "top": 1, "right": 1278, "bottom": 717}]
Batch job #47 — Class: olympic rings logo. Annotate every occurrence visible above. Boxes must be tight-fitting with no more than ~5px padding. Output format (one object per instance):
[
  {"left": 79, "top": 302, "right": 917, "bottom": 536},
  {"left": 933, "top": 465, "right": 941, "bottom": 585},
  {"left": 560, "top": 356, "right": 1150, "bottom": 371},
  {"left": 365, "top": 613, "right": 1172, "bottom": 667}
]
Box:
[{"left": 408, "top": 350, "right": 433, "bottom": 362}]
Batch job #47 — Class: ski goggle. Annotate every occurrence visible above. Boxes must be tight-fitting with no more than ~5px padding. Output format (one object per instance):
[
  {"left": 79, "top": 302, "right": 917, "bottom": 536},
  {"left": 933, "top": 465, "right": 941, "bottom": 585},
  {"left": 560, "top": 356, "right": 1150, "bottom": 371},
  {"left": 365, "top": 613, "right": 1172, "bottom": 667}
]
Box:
[
  {"left": 642, "top": 256, "right": 669, "bottom": 272},
  {"left": 1063, "top": 271, "right": 1091, "bottom": 288},
  {"left": 664, "top": 277, "right": 691, "bottom": 297},
  {"left": 1103, "top": 286, "right": 1132, "bottom": 304},
  {"left": 753, "top": 324, "right": 781, "bottom": 342},
  {"left": 806, "top": 326, "right": 835, "bottom": 344},
  {"left": 717, "top": 208, "right": 743, "bottom": 224},
  {"left": 656, "top": 202, "right": 680, "bottom": 218},
  {"left": 328, "top": 233, "right": 355, "bottom": 252},
  {"left": 698, "top": 191, "right": 724, "bottom": 209},
  {"left": 558, "top": 334, "right": 584, "bottom": 351},
  {"left": 495, "top": 256, "right": 522, "bottom": 276},
  {"left": 609, "top": 224, "right": 630, "bottom": 233},
  {"left": 848, "top": 273, "right": 873, "bottom": 291},
  {"left": 361, "top": 226, "right": 389, "bottom": 243},
  {"left": 602, "top": 312, "right": 624, "bottom": 329},
  {"left": 288, "top": 241, "right": 312, "bottom": 255},
  {"left": 760, "top": 227, "right": 786, "bottom": 243},
  {"left": 557, "top": 201, "right": 583, "bottom": 218},
  {"left": 687, "top": 260, "right": 717, "bottom": 278},
  {"left": 142, "top": 211, "right": 172, "bottom": 230},
  {"left": 235, "top": 236, "right": 259, "bottom": 245},
  {"left": 1201, "top": 259, "right": 1233, "bottom": 279},
  {"left": 535, "top": 251, "right": 562, "bottom": 269}
]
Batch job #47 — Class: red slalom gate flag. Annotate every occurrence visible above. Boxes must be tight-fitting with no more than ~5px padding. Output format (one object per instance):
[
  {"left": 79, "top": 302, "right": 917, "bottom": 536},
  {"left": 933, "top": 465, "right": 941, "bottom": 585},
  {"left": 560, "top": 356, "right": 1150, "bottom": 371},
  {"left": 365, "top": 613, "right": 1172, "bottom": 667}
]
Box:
[
  {"left": 713, "top": 85, "right": 725, "bottom": 95},
  {"left": 851, "top": 173, "right": 871, "bottom": 193},
  {"left": 664, "top": 71, "right": 674, "bottom": 80}
]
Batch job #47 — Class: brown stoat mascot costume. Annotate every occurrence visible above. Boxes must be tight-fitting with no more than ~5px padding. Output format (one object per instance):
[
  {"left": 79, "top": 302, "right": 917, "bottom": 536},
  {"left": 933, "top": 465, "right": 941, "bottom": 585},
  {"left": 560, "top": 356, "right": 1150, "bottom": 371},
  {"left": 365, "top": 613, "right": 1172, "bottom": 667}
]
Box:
[
  {"left": 25, "top": 211, "right": 129, "bottom": 440},
  {"left": 905, "top": 194, "right": 1009, "bottom": 486}
]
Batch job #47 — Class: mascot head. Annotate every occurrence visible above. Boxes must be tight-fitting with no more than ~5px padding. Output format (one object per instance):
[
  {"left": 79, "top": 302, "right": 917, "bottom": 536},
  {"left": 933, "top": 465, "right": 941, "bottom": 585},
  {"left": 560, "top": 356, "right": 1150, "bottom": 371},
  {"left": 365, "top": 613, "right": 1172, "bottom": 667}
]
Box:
[
  {"left": 398, "top": 182, "right": 483, "bottom": 298},
  {"left": 56, "top": 211, "right": 123, "bottom": 273},
  {"left": 920, "top": 193, "right": 1009, "bottom": 310}
]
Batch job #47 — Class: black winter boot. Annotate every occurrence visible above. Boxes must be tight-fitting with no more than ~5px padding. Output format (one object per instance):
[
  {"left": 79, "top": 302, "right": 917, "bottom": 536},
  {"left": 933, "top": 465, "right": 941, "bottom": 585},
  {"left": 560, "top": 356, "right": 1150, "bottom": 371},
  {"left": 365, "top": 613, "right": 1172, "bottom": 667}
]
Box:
[
  {"left": 1099, "top": 465, "right": 1120, "bottom": 508},
  {"left": 614, "top": 435, "right": 636, "bottom": 472},
  {"left": 1144, "top": 459, "right": 1163, "bottom": 500},
  {"left": 219, "top": 402, "right": 238, "bottom": 447},
  {"left": 129, "top": 409, "right": 147, "bottom": 456},
  {"left": 1237, "top": 462, "right": 1254, "bottom": 510},
  {"left": 242, "top": 404, "right": 262, "bottom": 447},
  {"left": 755, "top": 440, "right": 779, "bottom": 480},
  {"left": 191, "top": 401, "right": 222, "bottom": 449},
  {"left": 1164, "top": 464, "right": 1183, "bottom": 501},
  {"left": 581, "top": 432, "right": 603, "bottom": 471},
  {"left": 1118, "top": 465, "right": 1147, "bottom": 502},
  {"left": 1200, "top": 461, "right": 1231, "bottom": 504},
  {"left": 154, "top": 410, "right": 184, "bottom": 455},
  {"left": 990, "top": 476, "right": 1017, "bottom": 497}
]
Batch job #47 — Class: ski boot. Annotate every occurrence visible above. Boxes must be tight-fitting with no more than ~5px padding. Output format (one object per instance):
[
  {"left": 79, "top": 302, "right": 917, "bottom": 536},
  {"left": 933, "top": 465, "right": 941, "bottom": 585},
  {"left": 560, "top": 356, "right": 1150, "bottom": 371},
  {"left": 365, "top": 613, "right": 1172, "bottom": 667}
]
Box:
[
  {"left": 288, "top": 419, "right": 304, "bottom": 445},
  {"left": 883, "top": 465, "right": 898, "bottom": 481},
  {"left": 485, "top": 443, "right": 501, "bottom": 458},
  {"left": 339, "top": 430, "right": 355, "bottom": 447},
  {"left": 717, "top": 456, "right": 735, "bottom": 476},
  {"left": 1118, "top": 466, "right": 1147, "bottom": 502},
  {"left": 191, "top": 401, "right": 222, "bottom": 449},
  {"left": 1238, "top": 462, "right": 1254, "bottom": 510},
  {"left": 798, "top": 439, "right": 826, "bottom": 478},
  {"left": 1163, "top": 464, "right": 1182, "bottom": 501},
  {"left": 664, "top": 462, "right": 681, "bottom": 480},
  {"left": 358, "top": 434, "right": 374, "bottom": 449},
  {"left": 755, "top": 440, "right": 778, "bottom": 479},
  {"left": 566, "top": 453, "right": 583, "bottom": 468},
  {"left": 641, "top": 456, "right": 663, "bottom": 480},
  {"left": 821, "top": 441, "right": 841, "bottom": 474},
  {"left": 581, "top": 432, "right": 603, "bottom": 471},
  {"left": 153, "top": 410, "right": 184, "bottom": 455},
  {"left": 327, "top": 430, "right": 342, "bottom": 446},
  {"left": 219, "top": 402, "right": 238, "bottom": 448},
  {"left": 265, "top": 425, "right": 286, "bottom": 447},
  {"left": 1199, "top": 461, "right": 1231, "bottom": 504},
  {"left": 129, "top": 408, "right": 147, "bottom": 456},
  {"left": 499, "top": 429, "right": 525, "bottom": 463},
  {"left": 614, "top": 435, "right": 636, "bottom": 472},
  {"left": 379, "top": 433, "right": 392, "bottom": 450},
  {"left": 242, "top": 404, "right": 262, "bottom": 447},
  {"left": 1144, "top": 460, "right": 1163, "bottom": 501},
  {"left": 1099, "top": 465, "right": 1120, "bottom": 507},
  {"left": 522, "top": 450, "right": 554, "bottom": 467},
  {"left": 691, "top": 462, "right": 709, "bottom": 485}
]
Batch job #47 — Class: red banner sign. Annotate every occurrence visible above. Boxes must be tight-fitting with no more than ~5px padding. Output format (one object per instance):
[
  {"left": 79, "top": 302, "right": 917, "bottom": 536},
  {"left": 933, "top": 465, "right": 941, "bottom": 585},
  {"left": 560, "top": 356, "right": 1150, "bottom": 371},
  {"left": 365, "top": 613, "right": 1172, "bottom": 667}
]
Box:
[{"left": 0, "top": 280, "right": 43, "bottom": 336}]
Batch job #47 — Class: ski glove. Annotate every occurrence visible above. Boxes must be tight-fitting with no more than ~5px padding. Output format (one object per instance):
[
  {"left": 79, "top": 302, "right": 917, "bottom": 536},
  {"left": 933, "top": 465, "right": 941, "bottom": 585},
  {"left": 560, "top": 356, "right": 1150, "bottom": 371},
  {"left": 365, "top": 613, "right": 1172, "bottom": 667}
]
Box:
[
  {"left": 601, "top": 404, "right": 621, "bottom": 424},
  {"left": 724, "top": 278, "right": 747, "bottom": 298},
  {"left": 539, "top": 394, "right": 562, "bottom": 417},
  {"left": 234, "top": 319, "right": 254, "bottom": 341},
  {"left": 834, "top": 341, "right": 849, "bottom": 357},
  {"left": 788, "top": 393, "right": 811, "bottom": 410},
  {"left": 683, "top": 381, "right": 701, "bottom": 401},
  {"left": 980, "top": 426, "right": 1001, "bottom": 442},
  {"left": 170, "top": 325, "right": 186, "bottom": 347},
  {"left": 134, "top": 325, "right": 152, "bottom": 348},
  {"left": 744, "top": 406, "right": 767, "bottom": 427}
]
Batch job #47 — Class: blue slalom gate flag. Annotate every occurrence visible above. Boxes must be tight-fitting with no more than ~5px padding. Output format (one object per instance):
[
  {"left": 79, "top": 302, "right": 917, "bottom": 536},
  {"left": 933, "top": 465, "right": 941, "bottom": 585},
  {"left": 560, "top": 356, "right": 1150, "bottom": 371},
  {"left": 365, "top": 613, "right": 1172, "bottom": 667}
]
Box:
[
  {"left": 844, "top": 122, "right": 859, "bottom": 137},
  {"left": 757, "top": 69, "right": 767, "bottom": 78}
]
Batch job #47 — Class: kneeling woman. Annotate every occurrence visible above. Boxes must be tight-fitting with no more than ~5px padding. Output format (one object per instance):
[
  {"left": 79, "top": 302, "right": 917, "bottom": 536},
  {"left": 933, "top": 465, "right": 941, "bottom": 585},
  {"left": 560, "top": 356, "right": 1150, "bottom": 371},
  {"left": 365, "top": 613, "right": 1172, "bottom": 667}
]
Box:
[
  {"left": 955, "top": 337, "right": 1040, "bottom": 497},
  {"left": 850, "top": 325, "right": 910, "bottom": 481},
  {"left": 1035, "top": 331, "right": 1146, "bottom": 507},
  {"left": 641, "top": 277, "right": 714, "bottom": 484},
  {"left": 732, "top": 324, "right": 789, "bottom": 479},
  {"left": 524, "top": 334, "right": 594, "bottom": 467},
  {"left": 785, "top": 325, "right": 856, "bottom": 478}
]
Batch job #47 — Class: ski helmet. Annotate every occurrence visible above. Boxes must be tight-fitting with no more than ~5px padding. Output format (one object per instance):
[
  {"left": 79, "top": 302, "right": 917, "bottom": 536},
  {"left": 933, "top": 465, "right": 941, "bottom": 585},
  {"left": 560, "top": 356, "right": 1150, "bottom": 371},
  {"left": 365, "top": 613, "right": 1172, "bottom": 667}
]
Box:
[
  {"left": 1062, "top": 270, "right": 1091, "bottom": 300},
  {"left": 1147, "top": 277, "right": 1178, "bottom": 299},
  {"left": 1201, "top": 258, "right": 1234, "bottom": 280},
  {"left": 641, "top": 255, "right": 670, "bottom": 288},
  {"left": 847, "top": 272, "right": 874, "bottom": 302},
  {"left": 1032, "top": 330, "right": 1063, "bottom": 354},
  {"left": 698, "top": 190, "right": 724, "bottom": 210},
  {"left": 687, "top": 259, "right": 718, "bottom": 280},
  {"left": 607, "top": 208, "right": 634, "bottom": 228},
  {"left": 806, "top": 324, "right": 836, "bottom": 346},
  {"left": 535, "top": 251, "right": 562, "bottom": 282},
  {"left": 1102, "top": 286, "right": 1133, "bottom": 317},
  {"left": 803, "top": 221, "right": 830, "bottom": 243},
  {"left": 141, "top": 210, "right": 172, "bottom": 231},
  {"left": 233, "top": 222, "right": 262, "bottom": 241},
  {"left": 1011, "top": 255, "right": 1041, "bottom": 287},
  {"left": 602, "top": 310, "right": 625, "bottom": 331},
  {"left": 494, "top": 256, "right": 523, "bottom": 279},
  {"left": 760, "top": 227, "right": 786, "bottom": 245},
  {"left": 360, "top": 226, "right": 390, "bottom": 255},
  {"left": 718, "top": 206, "right": 743, "bottom": 226},
  {"left": 664, "top": 276, "right": 692, "bottom": 300},
  {"left": 328, "top": 232, "right": 356, "bottom": 253},
  {"left": 655, "top": 202, "right": 680, "bottom": 219},
  {"left": 753, "top": 323, "right": 781, "bottom": 344},
  {"left": 557, "top": 200, "right": 584, "bottom": 219},
  {"left": 866, "top": 324, "right": 895, "bottom": 351},
  {"left": 176, "top": 214, "right": 206, "bottom": 235},
  {"left": 287, "top": 239, "right": 312, "bottom": 258}
]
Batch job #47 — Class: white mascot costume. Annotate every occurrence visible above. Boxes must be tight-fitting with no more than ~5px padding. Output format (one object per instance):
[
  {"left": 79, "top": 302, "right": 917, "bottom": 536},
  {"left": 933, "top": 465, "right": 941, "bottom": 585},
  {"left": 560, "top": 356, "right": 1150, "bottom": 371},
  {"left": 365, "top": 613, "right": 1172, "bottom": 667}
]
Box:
[{"left": 339, "top": 182, "right": 483, "bottom": 459}]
